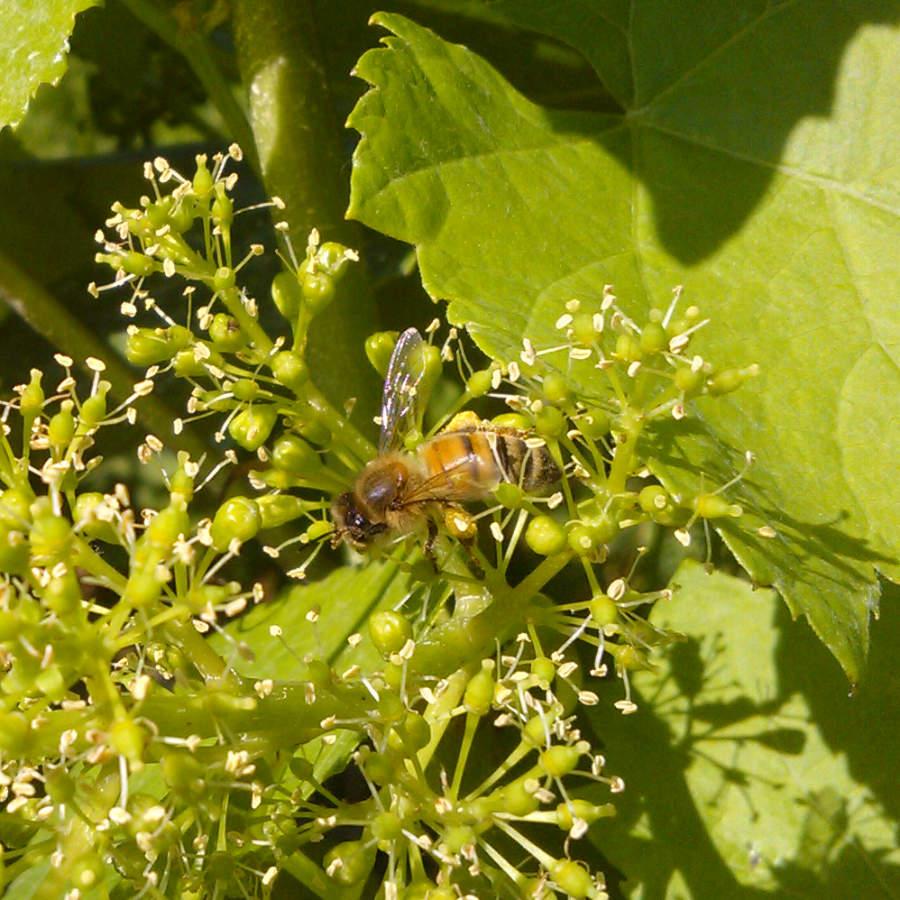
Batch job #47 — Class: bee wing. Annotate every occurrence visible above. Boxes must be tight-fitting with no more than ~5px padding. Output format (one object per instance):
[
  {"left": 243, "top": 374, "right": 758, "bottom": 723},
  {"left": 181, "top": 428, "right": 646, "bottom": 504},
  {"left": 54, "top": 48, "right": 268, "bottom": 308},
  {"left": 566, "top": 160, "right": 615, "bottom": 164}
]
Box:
[
  {"left": 379, "top": 328, "right": 428, "bottom": 452},
  {"left": 397, "top": 459, "right": 481, "bottom": 506}
]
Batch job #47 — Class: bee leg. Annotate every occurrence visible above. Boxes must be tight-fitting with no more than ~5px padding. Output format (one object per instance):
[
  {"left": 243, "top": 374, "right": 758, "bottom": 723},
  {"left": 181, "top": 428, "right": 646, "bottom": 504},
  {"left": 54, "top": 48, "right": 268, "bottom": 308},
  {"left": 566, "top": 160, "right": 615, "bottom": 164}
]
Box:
[{"left": 424, "top": 518, "right": 440, "bottom": 573}]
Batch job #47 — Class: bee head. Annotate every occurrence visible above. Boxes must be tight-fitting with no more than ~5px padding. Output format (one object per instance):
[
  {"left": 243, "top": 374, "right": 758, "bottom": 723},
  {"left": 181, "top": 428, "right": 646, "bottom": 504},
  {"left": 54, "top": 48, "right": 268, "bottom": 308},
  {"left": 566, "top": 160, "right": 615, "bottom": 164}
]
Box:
[{"left": 331, "top": 492, "right": 388, "bottom": 550}]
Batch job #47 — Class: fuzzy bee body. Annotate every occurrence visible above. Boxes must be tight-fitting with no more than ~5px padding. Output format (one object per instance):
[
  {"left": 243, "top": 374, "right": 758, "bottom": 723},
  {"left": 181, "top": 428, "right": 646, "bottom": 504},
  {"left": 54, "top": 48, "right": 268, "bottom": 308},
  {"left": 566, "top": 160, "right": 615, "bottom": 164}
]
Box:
[
  {"left": 332, "top": 329, "right": 560, "bottom": 551},
  {"left": 418, "top": 426, "right": 558, "bottom": 499}
]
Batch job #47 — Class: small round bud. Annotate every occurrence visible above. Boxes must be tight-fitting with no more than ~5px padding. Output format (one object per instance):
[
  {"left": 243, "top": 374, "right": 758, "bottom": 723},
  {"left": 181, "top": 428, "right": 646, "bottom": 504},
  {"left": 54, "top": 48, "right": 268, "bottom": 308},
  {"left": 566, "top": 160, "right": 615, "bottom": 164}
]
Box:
[
  {"left": 109, "top": 719, "right": 147, "bottom": 764},
  {"left": 674, "top": 365, "right": 704, "bottom": 395},
  {"left": 364, "top": 332, "right": 398, "bottom": 377},
  {"left": 324, "top": 840, "right": 374, "bottom": 885},
  {"left": 570, "top": 312, "right": 596, "bottom": 347},
  {"left": 589, "top": 594, "right": 619, "bottom": 626},
  {"left": 540, "top": 745, "right": 581, "bottom": 777},
  {"left": 271, "top": 434, "right": 320, "bottom": 477},
  {"left": 48, "top": 403, "right": 76, "bottom": 451},
  {"left": 371, "top": 810, "right": 403, "bottom": 844},
  {"left": 550, "top": 859, "right": 592, "bottom": 898},
  {"left": 211, "top": 497, "right": 261, "bottom": 551},
  {"left": 498, "top": 779, "right": 539, "bottom": 816},
  {"left": 466, "top": 369, "right": 492, "bottom": 397},
  {"left": 525, "top": 515, "right": 567, "bottom": 556},
  {"left": 542, "top": 372, "right": 570, "bottom": 405},
  {"left": 495, "top": 482, "right": 525, "bottom": 509},
  {"left": 640, "top": 321, "right": 667, "bottom": 353},
  {"left": 567, "top": 522, "right": 604, "bottom": 557},
  {"left": 464, "top": 662, "right": 495, "bottom": 716},
  {"left": 126, "top": 328, "right": 172, "bottom": 366},
  {"left": 694, "top": 493, "right": 742, "bottom": 519},
  {"left": 301, "top": 271, "right": 336, "bottom": 314},
  {"left": 257, "top": 494, "right": 308, "bottom": 530},
  {"left": 492, "top": 412, "right": 531, "bottom": 431},
  {"left": 271, "top": 271, "right": 303, "bottom": 322},
  {"left": 615, "top": 332, "right": 643, "bottom": 363},
  {"left": 535, "top": 406, "right": 566, "bottom": 440},
  {"left": 369, "top": 610, "right": 413, "bottom": 658},
  {"left": 271, "top": 350, "right": 309, "bottom": 392},
  {"left": 228, "top": 405, "right": 278, "bottom": 451},
  {"left": 213, "top": 267, "right": 236, "bottom": 293},
  {"left": 532, "top": 656, "right": 556, "bottom": 686},
  {"left": 209, "top": 314, "right": 247, "bottom": 352},
  {"left": 232, "top": 379, "right": 259, "bottom": 403}
]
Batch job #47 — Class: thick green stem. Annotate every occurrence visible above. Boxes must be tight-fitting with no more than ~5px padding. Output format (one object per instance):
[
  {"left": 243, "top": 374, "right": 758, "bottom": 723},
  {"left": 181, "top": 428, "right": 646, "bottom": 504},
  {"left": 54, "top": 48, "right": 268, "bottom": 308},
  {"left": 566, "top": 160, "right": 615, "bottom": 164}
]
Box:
[{"left": 232, "top": 0, "right": 378, "bottom": 418}]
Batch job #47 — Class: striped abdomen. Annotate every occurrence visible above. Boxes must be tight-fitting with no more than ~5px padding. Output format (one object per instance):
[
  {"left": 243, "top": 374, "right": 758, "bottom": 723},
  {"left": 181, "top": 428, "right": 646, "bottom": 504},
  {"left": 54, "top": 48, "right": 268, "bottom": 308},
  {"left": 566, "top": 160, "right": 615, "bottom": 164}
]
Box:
[{"left": 417, "top": 428, "right": 560, "bottom": 499}]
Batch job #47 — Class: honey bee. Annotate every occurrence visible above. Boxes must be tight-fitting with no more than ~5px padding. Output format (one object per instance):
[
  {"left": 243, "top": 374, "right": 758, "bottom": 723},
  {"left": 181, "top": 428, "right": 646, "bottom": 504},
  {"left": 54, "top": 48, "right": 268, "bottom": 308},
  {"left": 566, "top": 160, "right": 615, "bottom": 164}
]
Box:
[{"left": 332, "top": 328, "right": 560, "bottom": 554}]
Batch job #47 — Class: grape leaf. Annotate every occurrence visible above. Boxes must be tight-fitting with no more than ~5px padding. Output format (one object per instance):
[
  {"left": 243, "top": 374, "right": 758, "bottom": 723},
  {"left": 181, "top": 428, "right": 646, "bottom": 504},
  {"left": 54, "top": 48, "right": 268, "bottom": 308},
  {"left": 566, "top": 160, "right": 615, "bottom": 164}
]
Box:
[
  {"left": 0, "top": 0, "right": 97, "bottom": 129},
  {"left": 347, "top": 8, "right": 899, "bottom": 682},
  {"left": 585, "top": 561, "right": 900, "bottom": 896}
]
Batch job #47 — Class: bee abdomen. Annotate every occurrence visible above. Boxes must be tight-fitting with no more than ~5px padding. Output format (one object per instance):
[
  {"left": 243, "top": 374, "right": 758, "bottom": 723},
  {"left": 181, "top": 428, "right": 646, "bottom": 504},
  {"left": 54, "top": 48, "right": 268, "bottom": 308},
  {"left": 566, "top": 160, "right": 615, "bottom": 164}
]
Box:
[{"left": 494, "top": 433, "right": 560, "bottom": 491}]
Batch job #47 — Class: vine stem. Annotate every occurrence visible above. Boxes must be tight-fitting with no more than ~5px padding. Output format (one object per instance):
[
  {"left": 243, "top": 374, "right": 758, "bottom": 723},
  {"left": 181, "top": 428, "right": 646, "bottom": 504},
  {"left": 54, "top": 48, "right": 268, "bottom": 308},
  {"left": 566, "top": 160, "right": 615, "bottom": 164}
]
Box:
[{"left": 119, "top": 0, "right": 260, "bottom": 174}]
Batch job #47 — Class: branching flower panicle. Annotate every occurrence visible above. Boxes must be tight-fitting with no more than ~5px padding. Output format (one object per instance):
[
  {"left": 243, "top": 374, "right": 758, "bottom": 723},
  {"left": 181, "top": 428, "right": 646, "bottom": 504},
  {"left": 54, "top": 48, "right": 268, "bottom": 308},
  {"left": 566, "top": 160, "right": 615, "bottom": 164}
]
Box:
[{"left": 0, "top": 149, "right": 763, "bottom": 898}]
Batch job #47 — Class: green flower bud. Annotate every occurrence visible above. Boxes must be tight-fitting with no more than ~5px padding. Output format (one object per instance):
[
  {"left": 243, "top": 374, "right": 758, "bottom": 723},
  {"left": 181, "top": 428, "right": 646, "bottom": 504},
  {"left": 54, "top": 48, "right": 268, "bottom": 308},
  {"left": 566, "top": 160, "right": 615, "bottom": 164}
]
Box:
[
  {"left": 398, "top": 712, "right": 430, "bottom": 752},
  {"left": 369, "top": 610, "right": 412, "bottom": 658},
  {"left": 257, "top": 494, "right": 308, "bottom": 530},
  {"left": 192, "top": 157, "right": 214, "bottom": 198},
  {"left": 442, "top": 825, "right": 476, "bottom": 854},
  {"left": 540, "top": 745, "right": 581, "bottom": 777},
  {"left": 570, "top": 312, "right": 596, "bottom": 347},
  {"left": 211, "top": 186, "right": 232, "bottom": 228},
  {"left": 694, "top": 493, "right": 742, "bottom": 519},
  {"left": 301, "top": 271, "right": 336, "bottom": 314},
  {"left": 209, "top": 314, "right": 247, "bottom": 352},
  {"left": 30, "top": 509, "right": 72, "bottom": 565},
  {"left": 0, "top": 489, "right": 31, "bottom": 527},
  {"left": 674, "top": 365, "right": 704, "bottom": 396},
  {"left": 525, "top": 515, "right": 567, "bottom": 555},
  {"left": 464, "top": 662, "right": 495, "bottom": 716},
  {"left": 550, "top": 859, "right": 592, "bottom": 898},
  {"left": 523, "top": 713, "right": 550, "bottom": 746},
  {"left": 213, "top": 266, "right": 235, "bottom": 293},
  {"left": 535, "top": 406, "right": 566, "bottom": 440},
  {"left": 35, "top": 665, "right": 66, "bottom": 701},
  {"left": 466, "top": 368, "right": 493, "bottom": 397},
  {"left": 317, "top": 242, "right": 354, "bottom": 279},
  {"left": 80, "top": 383, "right": 110, "bottom": 427},
  {"left": 542, "top": 372, "right": 571, "bottom": 405},
  {"left": 364, "top": 332, "right": 398, "bottom": 377},
  {"left": 19, "top": 369, "right": 45, "bottom": 419},
  {"left": 640, "top": 321, "right": 667, "bottom": 353},
  {"left": 123, "top": 570, "right": 164, "bottom": 608},
  {"left": 577, "top": 407, "right": 611, "bottom": 441},
  {"left": 44, "top": 570, "right": 82, "bottom": 616},
  {"left": 305, "top": 520, "right": 334, "bottom": 543},
  {"left": 494, "top": 482, "right": 524, "bottom": 510},
  {"left": 492, "top": 412, "right": 531, "bottom": 431},
  {"left": 145, "top": 504, "right": 189, "bottom": 554},
  {"left": 531, "top": 656, "right": 556, "bottom": 686},
  {"left": 497, "top": 779, "right": 539, "bottom": 817},
  {"left": 589, "top": 594, "right": 619, "bottom": 626},
  {"left": 211, "top": 496, "right": 261, "bottom": 551},
  {"left": 271, "top": 351, "right": 309, "bottom": 392},
  {"left": 232, "top": 379, "right": 259, "bottom": 403},
  {"left": 567, "top": 522, "right": 606, "bottom": 557},
  {"left": 119, "top": 251, "right": 156, "bottom": 278},
  {"left": 126, "top": 328, "right": 172, "bottom": 366},
  {"left": 707, "top": 365, "right": 759, "bottom": 396},
  {"left": 271, "top": 434, "right": 320, "bottom": 477},
  {"left": 615, "top": 332, "right": 643, "bottom": 363},
  {"left": 271, "top": 271, "right": 303, "bottom": 322},
  {"left": 0, "top": 525, "right": 30, "bottom": 575},
  {"left": 48, "top": 401, "right": 76, "bottom": 451},
  {"left": 324, "top": 840, "right": 375, "bottom": 886},
  {"left": 371, "top": 810, "right": 403, "bottom": 844},
  {"left": 556, "top": 799, "right": 615, "bottom": 831},
  {"left": 228, "top": 405, "right": 278, "bottom": 451}
]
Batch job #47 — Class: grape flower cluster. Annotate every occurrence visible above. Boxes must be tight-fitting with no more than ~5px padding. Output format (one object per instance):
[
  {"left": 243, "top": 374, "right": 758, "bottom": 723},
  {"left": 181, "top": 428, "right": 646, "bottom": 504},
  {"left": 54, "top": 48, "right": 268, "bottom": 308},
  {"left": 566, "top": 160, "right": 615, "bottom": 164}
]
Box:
[{"left": 0, "top": 148, "right": 765, "bottom": 898}]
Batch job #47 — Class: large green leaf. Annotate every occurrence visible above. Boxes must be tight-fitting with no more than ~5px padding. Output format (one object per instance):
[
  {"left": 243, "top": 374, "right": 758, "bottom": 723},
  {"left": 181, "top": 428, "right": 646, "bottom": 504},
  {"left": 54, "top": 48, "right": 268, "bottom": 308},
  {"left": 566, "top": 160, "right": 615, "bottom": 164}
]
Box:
[
  {"left": 0, "top": 0, "right": 97, "bottom": 129},
  {"left": 585, "top": 561, "right": 900, "bottom": 896},
  {"left": 347, "top": 8, "right": 899, "bottom": 681}
]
